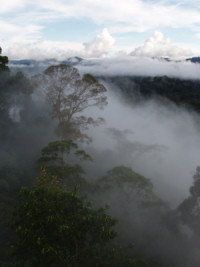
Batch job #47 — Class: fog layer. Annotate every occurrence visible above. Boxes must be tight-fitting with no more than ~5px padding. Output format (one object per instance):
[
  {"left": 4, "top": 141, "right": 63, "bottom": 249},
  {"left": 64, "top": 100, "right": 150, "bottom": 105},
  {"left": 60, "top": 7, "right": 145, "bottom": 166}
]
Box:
[
  {"left": 83, "top": 83, "right": 200, "bottom": 206},
  {"left": 77, "top": 56, "right": 200, "bottom": 79}
]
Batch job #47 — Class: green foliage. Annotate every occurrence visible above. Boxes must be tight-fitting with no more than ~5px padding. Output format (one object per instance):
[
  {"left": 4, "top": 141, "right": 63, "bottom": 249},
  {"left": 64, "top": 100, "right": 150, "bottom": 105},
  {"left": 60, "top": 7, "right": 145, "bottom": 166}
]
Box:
[
  {"left": 99, "top": 165, "right": 153, "bottom": 193},
  {"left": 9, "top": 169, "right": 117, "bottom": 267},
  {"left": 100, "top": 75, "right": 200, "bottom": 113},
  {"left": 137, "top": 75, "right": 200, "bottom": 112},
  {"left": 0, "top": 69, "right": 33, "bottom": 140},
  {"left": 39, "top": 140, "right": 92, "bottom": 166},
  {"left": 0, "top": 160, "right": 39, "bottom": 263},
  {"left": 38, "top": 140, "right": 92, "bottom": 191},
  {"left": 97, "top": 166, "right": 165, "bottom": 207},
  {"left": 0, "top": 47, "right": 9, "bottom": 72},
  {"left": 178, "top": 166, "right": 200, "bottom": 235},
  {"left": 94, "top": 165, "right": 169, "bottom": 266},
  {"left": 0, "top": 67, "right": 54, "bottom": 264},
  {"left": 0, "top": 61, "right": 190, "bottom": 266}
]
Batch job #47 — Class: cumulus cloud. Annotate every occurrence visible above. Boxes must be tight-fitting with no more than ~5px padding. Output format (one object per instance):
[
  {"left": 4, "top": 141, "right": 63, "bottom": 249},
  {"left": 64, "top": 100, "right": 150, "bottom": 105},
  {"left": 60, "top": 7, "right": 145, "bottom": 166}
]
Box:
[
  {"left": 82, "top": 28, "right": 115, "bottom": 58},
  {"left": 4, "top": 28, "right": 115, "bottom": 60},
  {"left": 5, "top": 29, "right": 194, "bottom": 61},
  {"left": 130, "top": 31, "right": 193, "bottom": 59}
]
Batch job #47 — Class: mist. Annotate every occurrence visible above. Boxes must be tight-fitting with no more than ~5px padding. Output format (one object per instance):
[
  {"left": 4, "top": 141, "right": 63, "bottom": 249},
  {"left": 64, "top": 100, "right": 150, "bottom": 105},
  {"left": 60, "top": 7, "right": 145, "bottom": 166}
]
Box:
[
  {"left": 2, "top": 57, "right": 200, "bottom": 266},
  {"left": 77, "top": 56, "right": 200, "bottom": 79},
  {"left": 73, "top": 71, "right": 200, "bottom": 207},
  {"left": 9, "top": 55, "right": 200, "bottom": 80},
  {"left": 7, "top": 56, "right": 200, "bottom": 206},
  {"left": 77, "top": 77, "right": 200, "bottom": 266}
]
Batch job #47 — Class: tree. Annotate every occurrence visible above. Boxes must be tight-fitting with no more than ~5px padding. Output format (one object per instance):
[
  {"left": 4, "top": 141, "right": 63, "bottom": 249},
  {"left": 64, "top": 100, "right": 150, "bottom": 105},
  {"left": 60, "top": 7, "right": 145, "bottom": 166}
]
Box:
[
  {"left": 9, "top": 169, "right": 117, "bottom": 267},
  {"left": 0, "top": 70, "right": 32, "bottom": 139},
  {"left": 93, "top": 165, "right": 171, "bottom": 265},
  {"left": 178, "top": 166, "right": 200, "bottom": 235},
  {"left": 37, "top": 140, "right": 92, "bottom": 191},
  {"left": 97, "top": 165, "right": 164, "bottom": 206},
  {"left": 33, "top": 64, "right": 107, "bottom": 142},
  {"left": 0, "top": 47, "right": 9, "bottom": 72}
]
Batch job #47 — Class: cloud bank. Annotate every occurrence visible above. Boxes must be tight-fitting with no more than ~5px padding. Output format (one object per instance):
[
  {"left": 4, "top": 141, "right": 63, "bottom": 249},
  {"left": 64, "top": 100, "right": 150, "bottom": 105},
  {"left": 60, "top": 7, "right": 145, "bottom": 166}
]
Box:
[
  {"left": 4, "top": 29, "right": 196, "bottom": 62},
  {"left": 77, "top": 56, "right": 200, "bottom": 80}
]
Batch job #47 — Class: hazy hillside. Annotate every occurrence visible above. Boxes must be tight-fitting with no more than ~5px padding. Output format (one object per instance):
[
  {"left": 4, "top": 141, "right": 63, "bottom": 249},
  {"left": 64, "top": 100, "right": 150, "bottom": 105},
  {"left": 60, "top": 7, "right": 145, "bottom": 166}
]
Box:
[{"left": 98, "top": 75, "right": 200, "bottom": 112}]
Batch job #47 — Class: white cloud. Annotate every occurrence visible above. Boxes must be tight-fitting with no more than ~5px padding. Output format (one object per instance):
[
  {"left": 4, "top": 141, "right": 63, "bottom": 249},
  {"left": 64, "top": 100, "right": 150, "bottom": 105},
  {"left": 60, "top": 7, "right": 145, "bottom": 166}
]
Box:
[
  {"left": 77, "top": 56, "right": 200, "bottom": 80},
  {"left": 2, "top": 1, "right": 200, "bottom": 34},
  {"left": 4, "top": 28, "right": 115, "bottom": 60},
  {"left": 5, "top": 40, "right": 83, "bottom": 60},
  {"left": 130, "top": 31, "right": 193, "bottom": 59},
  {"left": 2, "top": 29, "right": 197, "bottom": 61},
  {"left": 37, "top": 0, "right": 200, "bottom": 34},
  {"left": 0, "top": 19, "right": 43, "bottom": 45},
  {"left": 0, "top": 0, "right": 25, "bottom": 13},
  {"left": 34, "top": 0, "right": 200, "bottom": 33},
  {"left": 82, "top": 28, "right": 115, "bottom": 58},
  {"left": 2, "top": 1, "right": 200, "bottom": 59}
]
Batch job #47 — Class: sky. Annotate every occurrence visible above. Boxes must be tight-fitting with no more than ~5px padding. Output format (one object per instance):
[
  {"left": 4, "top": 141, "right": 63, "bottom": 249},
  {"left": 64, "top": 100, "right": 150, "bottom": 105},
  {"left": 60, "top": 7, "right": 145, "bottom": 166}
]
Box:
[{"left": 1, "top": 0, "right": 200, "bottom": 60}]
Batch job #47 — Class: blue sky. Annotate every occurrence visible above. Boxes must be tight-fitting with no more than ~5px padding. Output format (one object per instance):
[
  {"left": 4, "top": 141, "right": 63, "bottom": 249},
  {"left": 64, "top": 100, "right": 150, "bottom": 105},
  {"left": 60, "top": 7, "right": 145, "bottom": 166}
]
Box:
[{"left": 1, "top": 0, "right": 200, "bottom": 59}]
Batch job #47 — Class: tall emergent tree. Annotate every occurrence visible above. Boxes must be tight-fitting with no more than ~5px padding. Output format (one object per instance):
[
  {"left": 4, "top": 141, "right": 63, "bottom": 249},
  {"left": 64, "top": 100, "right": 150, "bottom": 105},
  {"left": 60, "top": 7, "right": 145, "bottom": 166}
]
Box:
[{"left": 33, "top": 64, "right": 107, "bottom": 142}]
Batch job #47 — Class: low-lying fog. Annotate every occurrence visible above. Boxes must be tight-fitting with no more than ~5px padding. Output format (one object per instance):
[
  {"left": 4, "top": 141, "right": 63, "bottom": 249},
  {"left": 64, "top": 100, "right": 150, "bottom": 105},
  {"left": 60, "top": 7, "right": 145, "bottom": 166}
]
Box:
[{"left": 82, "top": 82, "right": 200, "bottom": 207}]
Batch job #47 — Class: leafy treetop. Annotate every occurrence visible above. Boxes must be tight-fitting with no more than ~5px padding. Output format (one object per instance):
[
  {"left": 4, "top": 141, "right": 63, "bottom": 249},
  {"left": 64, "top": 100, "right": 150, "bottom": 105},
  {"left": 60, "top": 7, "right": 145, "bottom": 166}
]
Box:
[
  {"left": 37, "top": 139, "right": 93, "bottom": 191},
  {"left": 33, "top": 64, "right": 107, "bottom": 142},
  {"left": 9, "top": 169, "right": 117, "bottom": 267}
]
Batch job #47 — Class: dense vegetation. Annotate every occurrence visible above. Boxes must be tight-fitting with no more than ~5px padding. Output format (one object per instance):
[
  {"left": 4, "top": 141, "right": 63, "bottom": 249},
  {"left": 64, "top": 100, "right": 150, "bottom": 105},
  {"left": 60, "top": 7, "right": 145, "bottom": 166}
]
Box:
[
  {"left": 1, "top": 49, "right": 200, "bottom": 266},
  {"left": 100, "top": 75, "right": 200, "bottom": 112}
]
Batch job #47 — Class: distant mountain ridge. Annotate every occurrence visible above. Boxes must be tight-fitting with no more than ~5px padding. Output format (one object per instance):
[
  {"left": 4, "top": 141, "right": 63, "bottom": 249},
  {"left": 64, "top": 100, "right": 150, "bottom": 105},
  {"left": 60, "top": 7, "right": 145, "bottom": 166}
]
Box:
[
  {"left": 61, "top": 56, "right": 83, "bottom": 65},
  {"left": 9, "top": 56, "right": 200, "bottom": 67},
  {"left": 9, "top": 56, "right": 84, "bottom": 67},
  {"left": 186, "top": 57, "right": 200, "bottom": 63}
]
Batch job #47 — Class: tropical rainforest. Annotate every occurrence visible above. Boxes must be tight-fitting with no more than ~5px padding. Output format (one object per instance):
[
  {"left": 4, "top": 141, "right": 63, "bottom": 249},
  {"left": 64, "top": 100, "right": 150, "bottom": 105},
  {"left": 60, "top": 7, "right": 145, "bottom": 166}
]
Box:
[{"left": 1, "top": 48, "right": 200, "bottom": 267}]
